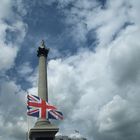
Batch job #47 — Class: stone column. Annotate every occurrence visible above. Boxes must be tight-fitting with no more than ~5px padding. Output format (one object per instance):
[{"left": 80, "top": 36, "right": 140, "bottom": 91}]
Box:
[
  {"left": 37, "top": 40, "right": 49, "bottom": 102},
  {"left": 29, "top": 40, "right": 58, "bottom": 140}
]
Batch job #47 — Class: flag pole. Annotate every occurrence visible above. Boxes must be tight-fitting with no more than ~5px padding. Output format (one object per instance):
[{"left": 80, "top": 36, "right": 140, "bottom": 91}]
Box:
[
  {"left": 27, "top": 92, "right": 30, "bottom": 140},
  {"left": 27, "top": 114, "right": 29, "bottom": 140}
]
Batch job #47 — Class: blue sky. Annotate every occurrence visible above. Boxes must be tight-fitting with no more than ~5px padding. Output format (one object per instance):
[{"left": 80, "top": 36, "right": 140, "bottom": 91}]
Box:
[{"left": 0, "top": 0, "right": 140, "bottom": 140}]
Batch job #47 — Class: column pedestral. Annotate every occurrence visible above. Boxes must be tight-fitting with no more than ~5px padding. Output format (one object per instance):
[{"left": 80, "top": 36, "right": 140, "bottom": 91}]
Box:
[
  {"left": 29, "top": 120, "right": 58, "bottom": 140},
  {"left": 29, "top": 41, "right": 59, "bottom": 140}
]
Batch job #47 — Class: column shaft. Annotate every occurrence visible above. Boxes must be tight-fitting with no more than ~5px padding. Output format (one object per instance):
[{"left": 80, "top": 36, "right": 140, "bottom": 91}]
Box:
[{"left": 38, "top": 55, "right": 48, "bottom": 102}]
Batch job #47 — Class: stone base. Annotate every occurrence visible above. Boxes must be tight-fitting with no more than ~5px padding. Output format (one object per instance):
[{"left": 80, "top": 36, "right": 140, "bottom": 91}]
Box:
[{"left": 29, "top": 120, "right": 59, "bottom": 140}]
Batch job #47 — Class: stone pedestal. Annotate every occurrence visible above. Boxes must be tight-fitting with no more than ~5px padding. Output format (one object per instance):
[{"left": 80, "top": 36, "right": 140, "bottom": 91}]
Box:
[{"left": 29, "top": 120, "right": 58, "bottom": 140}]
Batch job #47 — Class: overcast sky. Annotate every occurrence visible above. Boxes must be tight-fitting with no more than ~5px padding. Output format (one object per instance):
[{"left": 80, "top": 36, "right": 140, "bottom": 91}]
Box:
[{"left": 0, "top": 0, "right": 140, "bottom": 140}]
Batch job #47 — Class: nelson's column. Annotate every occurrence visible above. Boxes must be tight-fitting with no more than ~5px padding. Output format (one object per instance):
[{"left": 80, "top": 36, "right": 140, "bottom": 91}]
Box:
[{"left": 29, "top": 41, "right": 59, "bottom": 140}]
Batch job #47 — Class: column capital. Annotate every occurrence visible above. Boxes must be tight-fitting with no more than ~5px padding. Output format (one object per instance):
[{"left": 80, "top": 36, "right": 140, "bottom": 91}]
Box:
[{"left": 37, "top": 40, "right": 49, "bottom": 57}]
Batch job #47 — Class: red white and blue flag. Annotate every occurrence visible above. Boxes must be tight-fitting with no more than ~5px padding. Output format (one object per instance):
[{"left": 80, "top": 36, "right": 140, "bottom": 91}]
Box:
[
  {"left": 27, "top": 94, "right": 56, "bottom": 119},
  {"left": 27, "top": 94, "right": 63, "bottom": 120}
]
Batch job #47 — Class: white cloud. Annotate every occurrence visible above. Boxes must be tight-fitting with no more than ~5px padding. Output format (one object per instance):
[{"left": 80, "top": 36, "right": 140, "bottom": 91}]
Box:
[
  {"left": 42, "top": 1, "right": 140, "bottom": 138},
  {"left": 97, "top": 95, "right": 140, "bottom": 140},
  {"left": 0, "top": 0, "right": 139, "bottom": 140},
  {"left": 0, "top": 79, "right": 27, "bottom": 140},
  {"left": 0, "top": 43, "right": 18, "bottom": 70},
  {"left": 18, "top": 62, "right": 33, "bottom": 76},
  {"left": 0, "top": 0, "right": 27, "bottom": 71},
  {"left": 0, "top": 1, "right": 27, "bottom": 139},
  {"left": 108, "top": 26, "right": 140, "bottom": 85},
  {"left": 0, "top": 0, "right": 13, "bottom": 19},
  {"left": 46, "top": 33, "right": 140, "bottom": 139},
  {"left": 98, "top": 95, "right": 129, "bottom": 132},
  {"left": 55, "top": 0, "right": 139, "bottom": 49}
]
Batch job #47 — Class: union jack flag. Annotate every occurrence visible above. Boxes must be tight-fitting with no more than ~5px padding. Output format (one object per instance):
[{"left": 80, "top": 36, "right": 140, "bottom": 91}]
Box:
[{"left": 27, "top": 94, "right": 57, "bottom": 119}]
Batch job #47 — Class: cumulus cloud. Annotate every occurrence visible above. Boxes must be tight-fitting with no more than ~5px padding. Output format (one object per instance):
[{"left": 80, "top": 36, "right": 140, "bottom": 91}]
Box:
[
  {"left": 0, "top": 79, "right": 27, "bottom": 140},
  {"left": 109, "top": 26, "right": 140, "bottom": 85},
  {"left": 0, "top": 0, "right": 27, "bottom": 71},
  {"left": 46, "top": 31, "right": 140, "bottom": 140},
  {"left": 0, "top": 0, "right": 27, "bottom": 140},
  {"left": 52, "top": 0, "right": 139, "bottom": 48},
  {"left": 97, "top": 94, "right": 140, "bottom": 140},
  {"left": 40, "top": 0, "right": 140, "bottom": 139},
  {"left": 0, "top": 0, "right": 140, "bottom": 140}
]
